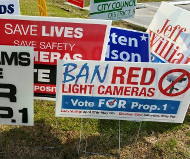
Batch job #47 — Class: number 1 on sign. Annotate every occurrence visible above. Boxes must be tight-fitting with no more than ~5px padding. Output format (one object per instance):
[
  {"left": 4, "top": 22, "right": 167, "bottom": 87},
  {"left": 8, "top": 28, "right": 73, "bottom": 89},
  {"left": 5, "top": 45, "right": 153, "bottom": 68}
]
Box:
[
  {"left": 19, "top": 108, "right": 28, "bottom": 123},
  {"left": 163, "top": 104, "right": 167, "bottom": 111}
]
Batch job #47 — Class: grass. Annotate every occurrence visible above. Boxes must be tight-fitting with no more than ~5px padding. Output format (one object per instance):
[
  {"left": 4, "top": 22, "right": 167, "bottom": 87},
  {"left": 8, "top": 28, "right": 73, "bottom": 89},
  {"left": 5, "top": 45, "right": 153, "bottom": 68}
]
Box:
[{"left": 1, "top": 0, "right": 190, "bottom": 158}]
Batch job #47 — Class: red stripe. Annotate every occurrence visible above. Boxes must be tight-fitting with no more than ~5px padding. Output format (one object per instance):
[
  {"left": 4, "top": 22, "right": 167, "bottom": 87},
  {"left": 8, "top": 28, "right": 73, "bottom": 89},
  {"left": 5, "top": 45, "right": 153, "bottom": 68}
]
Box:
[{"left": 34, "top": 83, "right": 56, "bottom": 94}]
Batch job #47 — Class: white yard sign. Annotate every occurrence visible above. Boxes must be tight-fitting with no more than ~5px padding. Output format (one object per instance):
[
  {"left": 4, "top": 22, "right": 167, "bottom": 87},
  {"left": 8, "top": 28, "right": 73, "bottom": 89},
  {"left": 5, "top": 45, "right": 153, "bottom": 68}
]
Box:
[
  {"left": 147, "top": 2, "right": 190, "bottom": 64},
  {"left": 90, "top": 0, "right": 137, "bottom": 20},
  {"left": 56, "top": 60, "right": 190, "bottom": 123},
  {"left": 0, "top": 0, "right": 20, "bottom": 15},
  {"left": 0, "top": 45, "right": 34, "bottom": 126}
]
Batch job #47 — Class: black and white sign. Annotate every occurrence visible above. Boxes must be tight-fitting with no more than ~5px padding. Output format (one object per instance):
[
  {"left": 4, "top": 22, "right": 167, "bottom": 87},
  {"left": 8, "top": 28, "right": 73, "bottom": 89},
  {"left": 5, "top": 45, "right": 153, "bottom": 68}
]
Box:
[
  {"left": 0, "top": 0, "right": 20, "bottom": 15},
  {"left": 0, "top": 45, "right": 34, "bottom": 126}
]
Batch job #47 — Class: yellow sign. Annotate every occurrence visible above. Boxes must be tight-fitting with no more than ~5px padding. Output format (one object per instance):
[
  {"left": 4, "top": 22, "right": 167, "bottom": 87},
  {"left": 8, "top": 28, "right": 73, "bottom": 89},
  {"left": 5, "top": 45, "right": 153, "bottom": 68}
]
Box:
[{"left": 37, "top": 0, "right": 48, "bottom": 16}]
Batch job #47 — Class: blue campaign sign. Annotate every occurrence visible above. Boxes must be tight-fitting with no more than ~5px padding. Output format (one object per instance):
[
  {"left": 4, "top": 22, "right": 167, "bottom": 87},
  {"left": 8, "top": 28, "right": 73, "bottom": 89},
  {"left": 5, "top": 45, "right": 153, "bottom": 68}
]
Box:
[
  {"left": 62, "top": 95, "right": 180, "bottom": 115},
  {"left": 105, "top": 27, "right": 150, "bottom": 62}
]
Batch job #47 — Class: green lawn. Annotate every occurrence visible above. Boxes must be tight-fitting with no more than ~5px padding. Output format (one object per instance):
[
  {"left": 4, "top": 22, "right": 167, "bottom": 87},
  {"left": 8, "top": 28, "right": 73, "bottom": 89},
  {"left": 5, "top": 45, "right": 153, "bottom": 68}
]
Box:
[{"left": 1, "top": 0, "right": 190, "bottom": 158}]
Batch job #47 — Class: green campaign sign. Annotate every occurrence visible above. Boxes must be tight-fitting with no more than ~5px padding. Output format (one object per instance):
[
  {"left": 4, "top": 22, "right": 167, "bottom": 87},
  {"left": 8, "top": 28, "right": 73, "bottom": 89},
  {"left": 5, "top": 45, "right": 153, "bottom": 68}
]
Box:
[
  {"left": 90, "top": 0, "right": 137, "bottom": 20},
  {"left": 94, "top": 0, "right": 115, "bottom": 3}
]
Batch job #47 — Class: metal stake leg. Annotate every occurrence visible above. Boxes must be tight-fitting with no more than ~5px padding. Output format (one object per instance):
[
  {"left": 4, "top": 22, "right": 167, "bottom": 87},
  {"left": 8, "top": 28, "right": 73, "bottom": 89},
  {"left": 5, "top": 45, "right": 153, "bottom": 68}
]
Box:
[
  {"left": 131, "top": 121, "right": 142, "bottom": 159},
  {"left": 42, "top": 118, "right": 60, "bottom": 149},
  {"left": 84, "top": 119, "right": 89, "bottom": 153},
  {"left": 54, "top": 118, "right": 59, "bottom": 148},
  {"left": 118, "top": 120, "right": 121, "bottom": 157},
  {"left": 78, "top": 118, "right": 83, "bottom": 155}
]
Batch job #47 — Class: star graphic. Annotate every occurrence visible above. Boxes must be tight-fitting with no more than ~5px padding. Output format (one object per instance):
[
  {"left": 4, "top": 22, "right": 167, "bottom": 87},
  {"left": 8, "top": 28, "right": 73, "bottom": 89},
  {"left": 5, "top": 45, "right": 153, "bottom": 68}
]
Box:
[
  {"left": 140, "top": 34, "right": 148, "bottom": 41},
  {"left": 65, "top": 101, "right": 69, "bottom": 105}
]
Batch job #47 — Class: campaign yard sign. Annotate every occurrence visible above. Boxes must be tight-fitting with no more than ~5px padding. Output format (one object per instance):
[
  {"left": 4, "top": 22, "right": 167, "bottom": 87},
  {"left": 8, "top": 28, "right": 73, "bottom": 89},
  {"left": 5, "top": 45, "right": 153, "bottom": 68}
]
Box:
[
  {"left": 0, "top": 0, "right": 20, "bottom": 15},
  {"left": 56, "top": 60, "right": 190, "bottom": 123},
  {"left": 0, "top": 45, "right": 34, "bottom": 126},
  {"left": 147, "top": 2, "right": 190, "bottom": 64},
  {"left": 0, "top": 15, "right": 111, "bottom": 100},
  {"left": 90, "top": 0, "right": 137, "bottom": 20},
  {"left": 67, "top": 0, "right": 84, "bottom": 8},
  {"left": 105, "top": 27, "right": 150, "bottom": 62}
]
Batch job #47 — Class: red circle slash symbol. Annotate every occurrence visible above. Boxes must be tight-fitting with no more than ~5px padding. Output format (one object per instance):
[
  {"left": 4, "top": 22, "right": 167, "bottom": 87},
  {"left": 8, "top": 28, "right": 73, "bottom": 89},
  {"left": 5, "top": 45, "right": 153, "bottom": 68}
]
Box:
[{"left": 158, "top": 69, "right": 190, "bottom": 96}]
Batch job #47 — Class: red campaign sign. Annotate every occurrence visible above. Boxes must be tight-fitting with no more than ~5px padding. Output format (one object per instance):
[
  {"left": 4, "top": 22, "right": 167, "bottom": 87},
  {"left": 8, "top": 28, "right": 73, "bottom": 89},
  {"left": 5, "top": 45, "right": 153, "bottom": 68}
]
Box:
[
  {"left": 0, "top": 15, "right": 111, "bottom": 100},
  {"left": 158, "top": 69, "right": 190, "bottom": 97},
  {"left": 68, "top": 0, "right": 84, "bottom": 8}
]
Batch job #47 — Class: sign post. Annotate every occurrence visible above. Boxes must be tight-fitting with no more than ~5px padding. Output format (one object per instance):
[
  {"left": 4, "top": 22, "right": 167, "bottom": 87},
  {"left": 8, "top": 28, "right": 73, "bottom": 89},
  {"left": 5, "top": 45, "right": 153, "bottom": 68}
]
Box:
[
  {"left": 42, "top": 118, "right": 59, "bottom": 150},
  {"left": 37, "top": 0, "right": 48, "bottom": 16},
  {"left": 131, "top": 121, "right": 142, "bottom": 159},
  {"left": 77, "top": 118, "right": 121, "bottom": 157}
]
